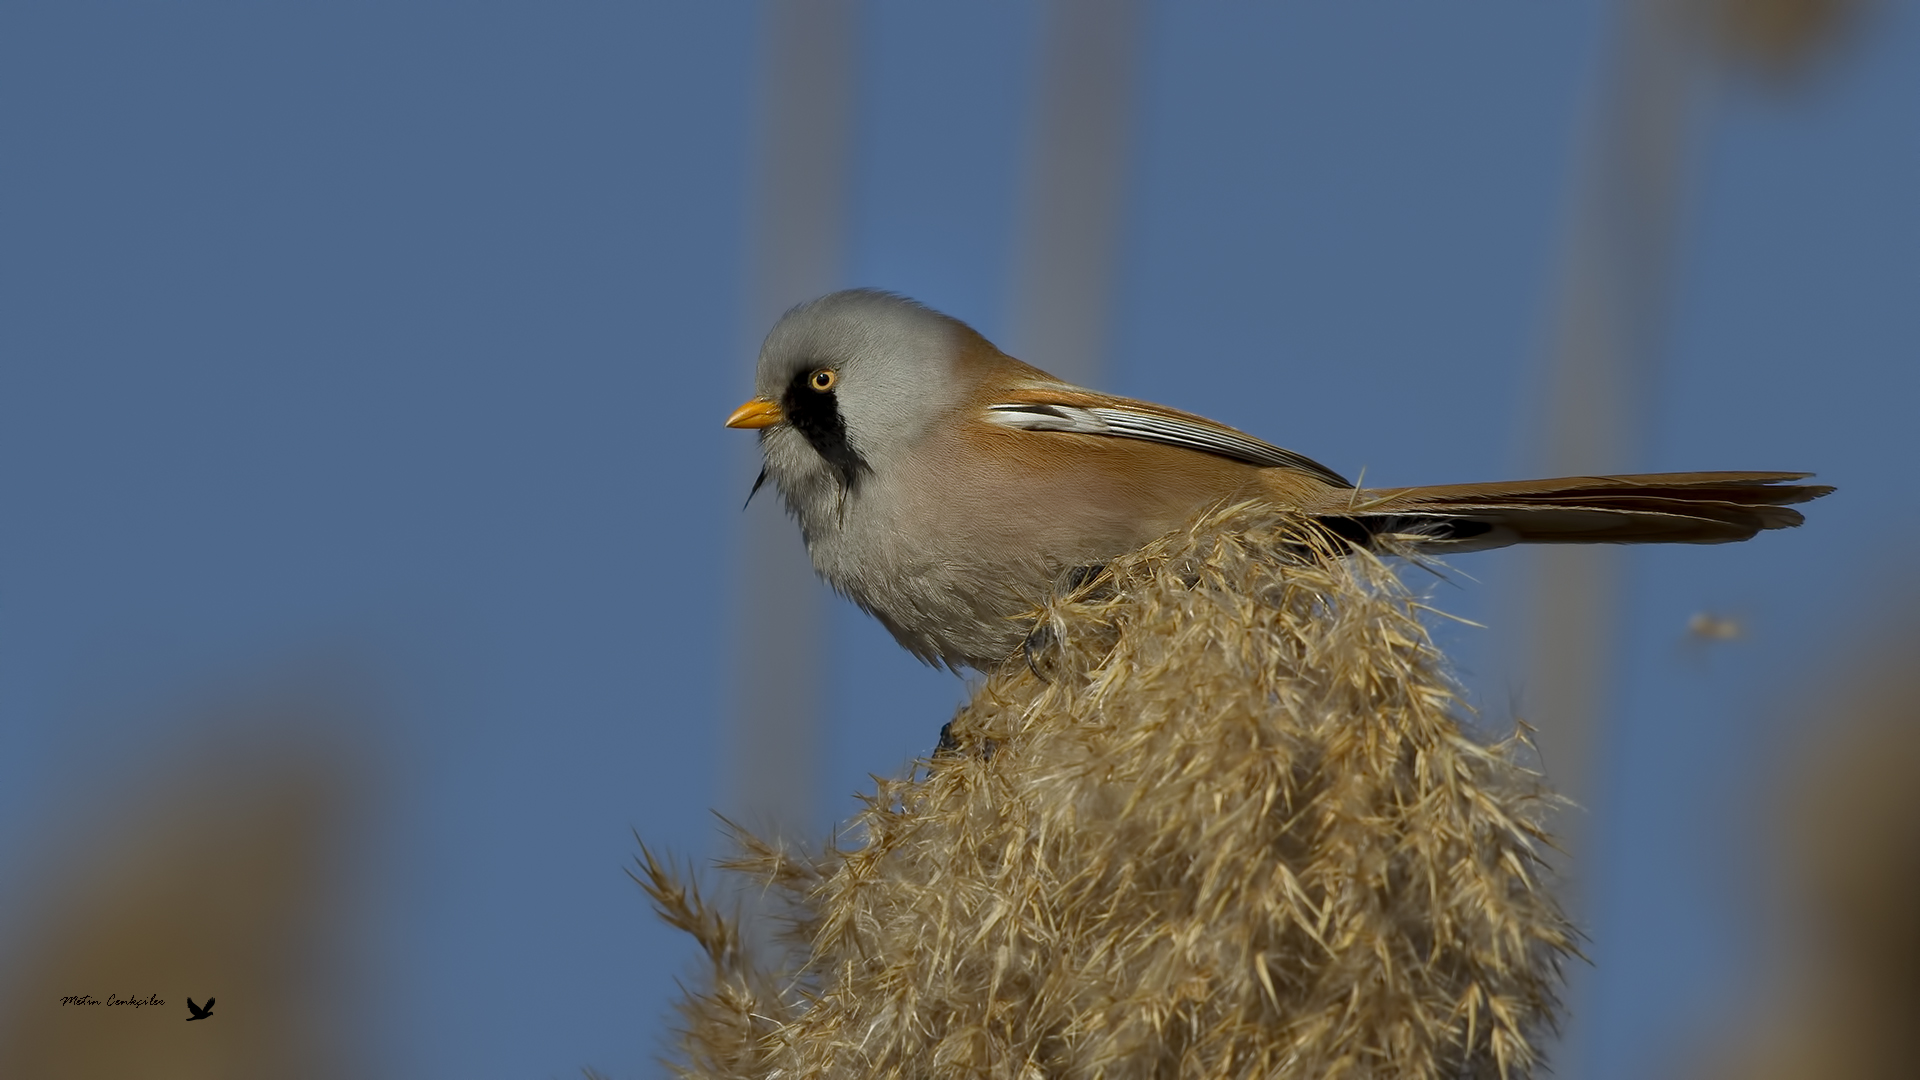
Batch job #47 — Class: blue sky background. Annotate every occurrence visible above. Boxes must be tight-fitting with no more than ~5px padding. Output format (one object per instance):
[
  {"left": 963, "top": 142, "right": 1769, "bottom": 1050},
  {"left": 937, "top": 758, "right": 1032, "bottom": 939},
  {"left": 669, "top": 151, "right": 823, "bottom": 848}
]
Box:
[{"left": 2, "top": 3, "right": 1914, "bottom": 1077}]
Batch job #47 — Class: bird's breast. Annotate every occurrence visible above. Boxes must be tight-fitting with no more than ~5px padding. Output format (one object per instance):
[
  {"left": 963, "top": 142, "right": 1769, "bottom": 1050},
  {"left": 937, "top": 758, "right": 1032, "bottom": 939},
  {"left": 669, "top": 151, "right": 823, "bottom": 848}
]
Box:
[{"left": 801, "top": 422, "right": 1264, "bottom": 667}]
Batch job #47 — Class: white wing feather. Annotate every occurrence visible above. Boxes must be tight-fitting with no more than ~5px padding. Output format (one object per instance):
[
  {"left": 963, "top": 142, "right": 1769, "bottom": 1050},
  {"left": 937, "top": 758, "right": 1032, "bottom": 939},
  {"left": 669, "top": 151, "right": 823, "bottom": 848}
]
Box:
[{"left": 984, "top": 402, "right": 1352, "bottom": 488}]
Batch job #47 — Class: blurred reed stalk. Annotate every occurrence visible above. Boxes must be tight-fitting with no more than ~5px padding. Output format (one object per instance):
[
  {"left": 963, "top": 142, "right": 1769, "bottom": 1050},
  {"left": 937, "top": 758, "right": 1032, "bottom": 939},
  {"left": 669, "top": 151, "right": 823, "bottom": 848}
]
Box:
[
  {"left": 728, "top": 0, "right": 859, "bottom": 841},
  {"left": 1517, "top": 3, "right": 1869, "bottom": 1071},
  {"left": 1005, "top": 0, "right": 1145, "bottom": 389},
  {"left": 1519, "top": 0, "right": 1875, "bottom": 868},
  {"left": 1518, "top": 0, "right": 1708, "bottom": 877},
  {"left": 647, "top": 505, "right": 1576, "bottom": 1080},
  {"left": 729, "top": 0, "right": 1148, "bottom": 840}
]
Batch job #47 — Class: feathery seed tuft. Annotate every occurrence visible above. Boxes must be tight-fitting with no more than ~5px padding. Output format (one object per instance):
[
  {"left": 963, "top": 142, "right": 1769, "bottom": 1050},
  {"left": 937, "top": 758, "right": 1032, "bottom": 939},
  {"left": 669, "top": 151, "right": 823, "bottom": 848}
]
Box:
[{"left": 642, "top": 504, "right": 1574, "bottom": 1080}]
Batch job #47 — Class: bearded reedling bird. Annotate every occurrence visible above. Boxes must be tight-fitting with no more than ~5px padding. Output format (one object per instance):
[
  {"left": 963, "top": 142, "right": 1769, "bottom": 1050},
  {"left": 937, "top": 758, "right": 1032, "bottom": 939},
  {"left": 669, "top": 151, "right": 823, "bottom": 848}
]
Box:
[{"left": 727, "top": 290, "right": 1831, "bottom": 671}]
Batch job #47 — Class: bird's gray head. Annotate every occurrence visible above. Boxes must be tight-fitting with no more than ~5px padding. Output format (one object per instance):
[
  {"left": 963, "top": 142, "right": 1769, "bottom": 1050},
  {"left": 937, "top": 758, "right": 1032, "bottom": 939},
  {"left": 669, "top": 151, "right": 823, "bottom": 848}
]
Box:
[{"left": 746, "top": 290, "right": 975, "bottom": 501}]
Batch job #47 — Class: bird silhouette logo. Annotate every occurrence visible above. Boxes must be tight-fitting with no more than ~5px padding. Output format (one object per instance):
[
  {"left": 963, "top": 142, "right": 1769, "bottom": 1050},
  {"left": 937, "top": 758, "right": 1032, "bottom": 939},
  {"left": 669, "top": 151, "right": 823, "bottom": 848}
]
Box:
[{"left": 184, "top": 997, "right": 215, "bottom": 1021}]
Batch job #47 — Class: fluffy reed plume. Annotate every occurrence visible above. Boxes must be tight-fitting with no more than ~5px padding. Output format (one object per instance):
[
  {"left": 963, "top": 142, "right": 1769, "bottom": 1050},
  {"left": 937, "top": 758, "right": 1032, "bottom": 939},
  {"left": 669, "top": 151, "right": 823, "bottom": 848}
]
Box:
[{"left": 642, "top": 504, "right": 1574, "bottom": 1080}]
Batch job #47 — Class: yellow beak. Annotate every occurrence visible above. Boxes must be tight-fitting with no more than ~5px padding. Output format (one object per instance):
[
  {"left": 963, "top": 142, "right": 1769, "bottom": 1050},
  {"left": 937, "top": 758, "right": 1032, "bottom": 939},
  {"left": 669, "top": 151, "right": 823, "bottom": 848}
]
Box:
[{"left": 725, "top": 397, "right": 784, "bottom": 429}]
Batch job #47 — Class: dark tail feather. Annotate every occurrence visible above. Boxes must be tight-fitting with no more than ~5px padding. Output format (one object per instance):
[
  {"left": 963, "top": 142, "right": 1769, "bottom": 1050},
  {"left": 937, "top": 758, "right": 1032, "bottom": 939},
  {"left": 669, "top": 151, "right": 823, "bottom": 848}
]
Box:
[{"left": 1312, "top": 472, "right": 1833, "bottom": 551}]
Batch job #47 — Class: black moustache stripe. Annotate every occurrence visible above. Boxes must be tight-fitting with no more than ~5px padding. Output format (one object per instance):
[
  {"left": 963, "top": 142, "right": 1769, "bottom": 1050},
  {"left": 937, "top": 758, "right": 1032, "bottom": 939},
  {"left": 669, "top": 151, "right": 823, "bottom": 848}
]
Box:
[{"left": 782, "top": 371, "right": 870, "bottom": 491}]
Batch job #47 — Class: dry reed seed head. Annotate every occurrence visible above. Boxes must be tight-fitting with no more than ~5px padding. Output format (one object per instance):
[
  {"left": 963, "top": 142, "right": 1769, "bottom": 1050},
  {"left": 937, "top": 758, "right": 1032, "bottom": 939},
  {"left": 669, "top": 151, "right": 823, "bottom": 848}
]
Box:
[
  {"left": 652, "top": 504, "right": 1573, "bottom": 1080},
  {"left": 1703, "top": 0, "right": 1870, "bottom": 82}
]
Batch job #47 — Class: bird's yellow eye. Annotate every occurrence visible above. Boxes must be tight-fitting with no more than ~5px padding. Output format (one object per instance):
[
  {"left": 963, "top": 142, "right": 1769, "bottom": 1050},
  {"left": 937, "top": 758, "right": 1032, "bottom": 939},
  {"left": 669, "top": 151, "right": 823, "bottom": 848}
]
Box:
[{"left": 809, "top": 368, "right": 837, "bottom": 392}]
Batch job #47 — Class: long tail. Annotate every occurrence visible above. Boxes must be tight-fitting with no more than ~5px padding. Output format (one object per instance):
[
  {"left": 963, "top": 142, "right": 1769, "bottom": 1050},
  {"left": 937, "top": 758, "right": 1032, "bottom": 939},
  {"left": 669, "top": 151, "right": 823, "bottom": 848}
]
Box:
[{"left": 1302, "top": 471, "right": 1833, "bottom": 552}]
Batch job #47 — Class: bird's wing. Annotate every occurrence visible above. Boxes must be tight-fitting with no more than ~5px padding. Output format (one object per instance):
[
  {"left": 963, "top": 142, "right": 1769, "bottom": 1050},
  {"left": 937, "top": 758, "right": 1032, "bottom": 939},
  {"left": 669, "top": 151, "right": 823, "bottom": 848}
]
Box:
[
  {"left": 203, "top": 998, "right": 215, "bottom": 1010},
  {"left": 982, "top": 386, "right": 1353, "bottom": 489}
]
